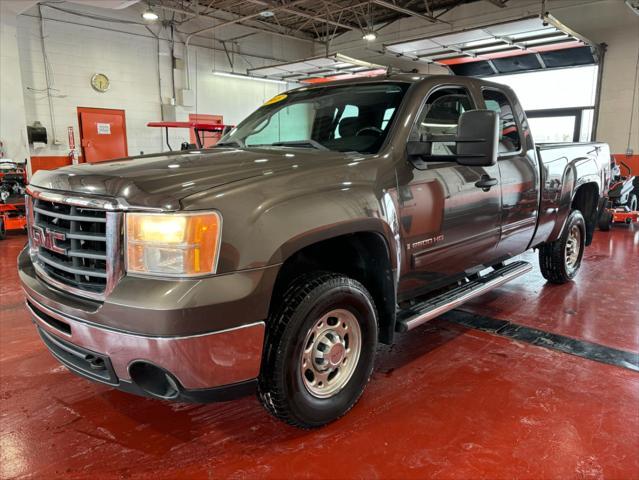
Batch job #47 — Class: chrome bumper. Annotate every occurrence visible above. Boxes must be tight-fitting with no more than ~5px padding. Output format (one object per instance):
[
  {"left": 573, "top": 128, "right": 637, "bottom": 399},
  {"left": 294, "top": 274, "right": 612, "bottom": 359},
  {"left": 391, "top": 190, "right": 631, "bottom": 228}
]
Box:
[{"left": 25, "top": 293, "right": 265, "bottom": 391}]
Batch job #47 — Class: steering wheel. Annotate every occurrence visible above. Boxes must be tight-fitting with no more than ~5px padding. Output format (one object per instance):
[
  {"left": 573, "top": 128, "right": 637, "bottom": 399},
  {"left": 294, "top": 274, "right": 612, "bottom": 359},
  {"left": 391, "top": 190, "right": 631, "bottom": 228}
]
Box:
[{"left": 356, "top": 126, "right": 383, "bottom": 137}]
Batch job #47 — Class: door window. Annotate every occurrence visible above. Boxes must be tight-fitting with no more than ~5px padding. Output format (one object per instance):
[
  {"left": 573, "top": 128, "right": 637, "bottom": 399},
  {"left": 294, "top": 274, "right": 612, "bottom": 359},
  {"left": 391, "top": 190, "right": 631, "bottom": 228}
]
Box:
[
  {"left": 411, "top": 88, "right": 473, "bottom": 156},
  {"left": 482, "top": 90, "right": 521, "bottom": 153}
]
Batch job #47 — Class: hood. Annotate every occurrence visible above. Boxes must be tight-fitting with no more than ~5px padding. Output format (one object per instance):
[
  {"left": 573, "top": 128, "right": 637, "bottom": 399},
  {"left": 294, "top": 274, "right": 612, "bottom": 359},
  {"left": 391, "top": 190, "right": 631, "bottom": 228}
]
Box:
[{"left": 30, "top": 148, "right": 354, "bottom": 210}]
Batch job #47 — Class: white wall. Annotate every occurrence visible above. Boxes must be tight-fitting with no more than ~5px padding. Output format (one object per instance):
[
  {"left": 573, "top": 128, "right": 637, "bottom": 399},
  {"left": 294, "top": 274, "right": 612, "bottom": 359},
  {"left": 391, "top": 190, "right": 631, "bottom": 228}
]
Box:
[
  {"left": 17, "top": 14, "right": 163, "bottom": 157},
  {"left": 0, "top": 1, "right": 36, "bottom": 164},
  {"left": 561, "top": 2, "right": 639, "bottom": 155},
  {"left": 12, "top": 3, "right": 312, "bottom": 159},
  {"left": 325, "top": 0, "right": 639, "bottom": 154}
]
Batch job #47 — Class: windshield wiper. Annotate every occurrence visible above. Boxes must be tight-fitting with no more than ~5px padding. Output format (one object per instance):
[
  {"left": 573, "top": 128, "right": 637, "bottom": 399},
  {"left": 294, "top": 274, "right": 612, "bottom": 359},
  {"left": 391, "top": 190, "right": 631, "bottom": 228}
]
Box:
[{"left": 253, "top": 140, "right": 329, "bottom": 151}]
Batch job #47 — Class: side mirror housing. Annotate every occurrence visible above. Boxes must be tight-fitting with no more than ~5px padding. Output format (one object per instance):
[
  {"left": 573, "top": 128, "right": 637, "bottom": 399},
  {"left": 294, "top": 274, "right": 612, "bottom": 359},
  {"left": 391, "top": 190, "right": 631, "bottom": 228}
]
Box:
[
  {"left": 406, "top": 140, "right": 431, "bottom": 157},
  {"left": 406, "top": 109, "right": 499, "bottom": 167},
  {"left": 455, "top": 110, "right": 499, "bottom": 167}
]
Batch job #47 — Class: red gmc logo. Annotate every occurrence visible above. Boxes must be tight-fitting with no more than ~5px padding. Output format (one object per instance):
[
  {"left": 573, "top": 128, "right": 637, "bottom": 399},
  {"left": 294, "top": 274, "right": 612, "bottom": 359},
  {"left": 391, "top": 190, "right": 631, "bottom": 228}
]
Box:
[{"left": 30, "top": 225, "right": 67, "bottom": 254}]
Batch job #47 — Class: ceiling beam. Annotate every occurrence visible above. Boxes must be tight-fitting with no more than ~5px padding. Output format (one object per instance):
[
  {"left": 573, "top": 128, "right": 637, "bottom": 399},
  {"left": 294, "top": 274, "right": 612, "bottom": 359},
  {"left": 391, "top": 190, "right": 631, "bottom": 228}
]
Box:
[
  {"left": 247, "top": 0, "right": 358, "bottom": 31},
  {"left": 155, "top": 1, "right": 317, "bottom": 43},
  {"left": 370, "top": 0, "right": 444, "bottom": 24}
]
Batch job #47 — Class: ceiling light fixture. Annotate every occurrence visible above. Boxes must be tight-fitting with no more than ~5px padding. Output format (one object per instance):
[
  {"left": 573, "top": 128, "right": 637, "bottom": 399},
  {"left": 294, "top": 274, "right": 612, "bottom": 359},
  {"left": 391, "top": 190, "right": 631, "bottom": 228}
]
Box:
[
  {"left": 362, "top": 31, "right": 377, "bottom": 41},
  {"left": 141, "top": 5, "right": 159, "bottom": 21},
  {"left": 259, "top": 10, "right": 275, "bottom": 17}
]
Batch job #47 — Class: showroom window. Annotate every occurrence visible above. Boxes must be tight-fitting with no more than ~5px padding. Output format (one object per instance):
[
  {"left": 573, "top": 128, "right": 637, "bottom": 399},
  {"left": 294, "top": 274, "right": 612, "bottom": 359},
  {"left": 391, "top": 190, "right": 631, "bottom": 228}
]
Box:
[{"left": 484, "top": 65, "right": 598, "bottom": 143}]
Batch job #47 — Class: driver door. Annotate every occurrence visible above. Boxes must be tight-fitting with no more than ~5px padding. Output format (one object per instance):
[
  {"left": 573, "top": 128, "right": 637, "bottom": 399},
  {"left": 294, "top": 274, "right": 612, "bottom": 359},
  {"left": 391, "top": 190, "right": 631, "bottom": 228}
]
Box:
[{"left": 396, "top": 86, "right": 503, "bottom": 300}]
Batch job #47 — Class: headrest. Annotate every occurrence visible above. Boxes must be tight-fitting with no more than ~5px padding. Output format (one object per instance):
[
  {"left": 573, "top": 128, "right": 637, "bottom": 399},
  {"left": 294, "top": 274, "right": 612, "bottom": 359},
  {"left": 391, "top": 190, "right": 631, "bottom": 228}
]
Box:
[{"left": 338, "top": 117, "right": 359, "bottom": 137}]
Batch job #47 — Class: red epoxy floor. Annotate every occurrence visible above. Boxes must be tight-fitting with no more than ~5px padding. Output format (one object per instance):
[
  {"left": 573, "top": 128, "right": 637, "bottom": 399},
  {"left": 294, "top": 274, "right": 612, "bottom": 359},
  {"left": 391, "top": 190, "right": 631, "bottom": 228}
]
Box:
[{"left": 1, "top": 227, "right": 638, "bottom": 479}]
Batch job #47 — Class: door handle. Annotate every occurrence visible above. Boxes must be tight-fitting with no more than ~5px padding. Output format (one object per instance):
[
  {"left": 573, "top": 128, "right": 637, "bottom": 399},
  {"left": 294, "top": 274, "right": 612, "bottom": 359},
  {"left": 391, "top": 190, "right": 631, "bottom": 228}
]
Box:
[{"left": 475, "top": 175, "right": 498, "bottom": 192}]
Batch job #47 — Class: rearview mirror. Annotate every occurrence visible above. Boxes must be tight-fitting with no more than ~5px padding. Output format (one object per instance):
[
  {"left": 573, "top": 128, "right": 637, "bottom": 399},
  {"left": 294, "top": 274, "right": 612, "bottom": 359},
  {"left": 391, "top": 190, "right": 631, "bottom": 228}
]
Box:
[{"left": 406, "top": 109, "right": 499, "bottom": 167}]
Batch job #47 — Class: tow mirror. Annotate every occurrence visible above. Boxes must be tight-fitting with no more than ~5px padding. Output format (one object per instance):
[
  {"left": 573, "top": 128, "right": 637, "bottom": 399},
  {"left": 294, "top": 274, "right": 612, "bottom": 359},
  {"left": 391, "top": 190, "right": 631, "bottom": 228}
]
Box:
[
  {"left": 455, "top": 110, "right": 499, "bottom": 166},
  {"left": 406, "top": 109, "right": 499, "bottom": 167}
]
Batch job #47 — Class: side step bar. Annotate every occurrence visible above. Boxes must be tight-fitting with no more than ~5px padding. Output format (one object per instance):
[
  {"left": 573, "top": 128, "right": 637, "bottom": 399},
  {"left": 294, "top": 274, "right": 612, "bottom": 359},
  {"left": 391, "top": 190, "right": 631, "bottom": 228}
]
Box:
[{"left": 396, "top": 261, "right": 532, "bottom": 332}]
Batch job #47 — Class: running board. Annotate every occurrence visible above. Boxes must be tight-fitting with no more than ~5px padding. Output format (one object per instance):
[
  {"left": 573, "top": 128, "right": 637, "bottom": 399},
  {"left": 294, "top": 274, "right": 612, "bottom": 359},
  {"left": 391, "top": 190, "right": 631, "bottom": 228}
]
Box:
[{"left": 396, "top": 261, "right": 533, "bottom": 333}]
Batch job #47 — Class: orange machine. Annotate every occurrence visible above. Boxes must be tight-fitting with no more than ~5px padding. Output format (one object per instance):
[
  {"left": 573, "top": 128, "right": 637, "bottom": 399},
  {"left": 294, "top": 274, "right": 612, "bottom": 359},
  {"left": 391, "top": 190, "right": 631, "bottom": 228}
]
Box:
[
  {"left": 0, "top": 160, "right": 27, "bottom": 239},
  {"left": 147, "top": 122, "right": 234, "bottom": 151}
]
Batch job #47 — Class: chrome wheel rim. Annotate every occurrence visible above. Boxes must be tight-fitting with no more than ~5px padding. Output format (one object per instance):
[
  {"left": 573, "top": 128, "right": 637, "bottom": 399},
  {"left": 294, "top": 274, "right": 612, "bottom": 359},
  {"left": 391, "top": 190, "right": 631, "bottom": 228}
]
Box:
[
  {"left": 565, "top": 225, "right": 581, "bottom": 273},
  {"left": 300, "top": 309, "right": 362, "bottom": 399}
]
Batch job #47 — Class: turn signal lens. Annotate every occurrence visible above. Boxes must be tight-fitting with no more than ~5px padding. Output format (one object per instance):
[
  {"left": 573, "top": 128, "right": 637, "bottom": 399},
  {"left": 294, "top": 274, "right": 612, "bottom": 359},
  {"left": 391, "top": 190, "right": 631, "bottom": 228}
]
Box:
[{"left": 126, "top": 212, "right": 221, "bottom": 277}]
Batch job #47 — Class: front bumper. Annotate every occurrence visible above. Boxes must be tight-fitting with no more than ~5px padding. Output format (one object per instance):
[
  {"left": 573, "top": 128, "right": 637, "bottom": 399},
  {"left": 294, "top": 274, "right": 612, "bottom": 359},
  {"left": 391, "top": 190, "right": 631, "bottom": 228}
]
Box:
[{"left": 19, "top": 247, "right": 268, "bottom": 401}]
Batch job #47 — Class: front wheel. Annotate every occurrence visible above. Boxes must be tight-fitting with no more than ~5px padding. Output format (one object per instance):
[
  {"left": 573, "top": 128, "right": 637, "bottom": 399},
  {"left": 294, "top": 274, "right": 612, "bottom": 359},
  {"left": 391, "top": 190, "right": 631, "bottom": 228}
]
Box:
[
  {"left": 258, "top": 272, "right": 378, "bottom": 428},
  {"left": 539, "top": 210, "right": 586, "bottom": 284}
]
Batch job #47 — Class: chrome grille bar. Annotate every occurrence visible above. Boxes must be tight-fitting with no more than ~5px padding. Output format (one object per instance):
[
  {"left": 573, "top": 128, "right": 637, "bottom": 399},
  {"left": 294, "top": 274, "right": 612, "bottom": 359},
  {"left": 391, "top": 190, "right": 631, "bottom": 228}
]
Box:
[{"left": 26, "top": 187, "right": 123, "bottom": 301}]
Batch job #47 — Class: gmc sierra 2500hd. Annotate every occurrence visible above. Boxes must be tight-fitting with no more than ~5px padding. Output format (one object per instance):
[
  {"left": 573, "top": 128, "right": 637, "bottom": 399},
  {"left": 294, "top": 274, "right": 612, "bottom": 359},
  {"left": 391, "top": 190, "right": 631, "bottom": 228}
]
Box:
[{"left": 19, "top": 75, "right": 610, "bottom": 428}]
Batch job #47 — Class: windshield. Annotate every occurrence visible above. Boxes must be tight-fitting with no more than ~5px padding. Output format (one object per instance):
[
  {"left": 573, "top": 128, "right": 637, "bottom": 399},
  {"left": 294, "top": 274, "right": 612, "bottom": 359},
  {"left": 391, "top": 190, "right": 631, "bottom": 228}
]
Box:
[{"left": 218, "top": 82, "right": 410, "bottom": 154}]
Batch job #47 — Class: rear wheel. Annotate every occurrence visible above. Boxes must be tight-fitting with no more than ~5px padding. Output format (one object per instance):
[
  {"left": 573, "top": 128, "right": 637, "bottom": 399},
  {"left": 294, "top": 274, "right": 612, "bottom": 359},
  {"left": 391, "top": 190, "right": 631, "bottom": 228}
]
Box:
[
  {"left": 258, "top": 272, "right": 378, "bottom": 428},
  {"left": 598, "top": 209, "right": 612, "bottom": 231},
  {"left": 539, "top": 210, "right": 586, "bottom": 284}
]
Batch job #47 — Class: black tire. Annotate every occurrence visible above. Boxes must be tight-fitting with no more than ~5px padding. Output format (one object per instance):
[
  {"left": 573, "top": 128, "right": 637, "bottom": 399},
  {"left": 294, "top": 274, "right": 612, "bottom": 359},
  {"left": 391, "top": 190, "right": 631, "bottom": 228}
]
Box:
[
  {"left": 258, "top": 272, "right": 378, "bottom": 428},
  {"left": 539, "top": 210, "right": 586, "bottom": 284},
  {"left": 0, "top": 218, "right": 5, "bottom": 240},
  {"left": 629, "top": 194, "right": 638, "bottom": 212},
  {"left": 598, "top": 209, "right": 612, "bottom": 231}
]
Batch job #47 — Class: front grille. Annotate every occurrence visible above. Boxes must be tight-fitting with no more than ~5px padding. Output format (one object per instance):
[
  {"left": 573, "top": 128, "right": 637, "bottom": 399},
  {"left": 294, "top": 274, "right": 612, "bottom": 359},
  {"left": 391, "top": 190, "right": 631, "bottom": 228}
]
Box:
[
  {"left": 27, "top": 192, "right": 122, "bottom": 299},
  {"left": 32, "top": 198, "right": 107, "bottom": 294}
]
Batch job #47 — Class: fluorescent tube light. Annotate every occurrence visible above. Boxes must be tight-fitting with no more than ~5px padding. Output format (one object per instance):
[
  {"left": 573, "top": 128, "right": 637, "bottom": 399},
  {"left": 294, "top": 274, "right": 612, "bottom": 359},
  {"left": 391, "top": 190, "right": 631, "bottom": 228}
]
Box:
[{"left": 212, "top": 71, "right": 288, "bottom": 85}]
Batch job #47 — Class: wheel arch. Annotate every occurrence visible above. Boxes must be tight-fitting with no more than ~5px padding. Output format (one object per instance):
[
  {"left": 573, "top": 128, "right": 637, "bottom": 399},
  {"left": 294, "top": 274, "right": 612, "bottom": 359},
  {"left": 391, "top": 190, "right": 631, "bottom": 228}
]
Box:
[
  {"left": 569, "top": 181, "right": 601, "bottom": 246},
  {"left": 269, "top": 228, "right": 398, "bottom": 345}
]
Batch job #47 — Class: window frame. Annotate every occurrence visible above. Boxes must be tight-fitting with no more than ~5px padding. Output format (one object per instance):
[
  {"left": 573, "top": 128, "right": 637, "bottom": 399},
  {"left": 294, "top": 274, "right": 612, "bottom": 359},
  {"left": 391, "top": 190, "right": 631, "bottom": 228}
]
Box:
[
  {"left": 480, "top": 86, "right": 524, "bottom": 159},
  {"left": 408, "top": 84, "right": 478, "bottom": 158}
]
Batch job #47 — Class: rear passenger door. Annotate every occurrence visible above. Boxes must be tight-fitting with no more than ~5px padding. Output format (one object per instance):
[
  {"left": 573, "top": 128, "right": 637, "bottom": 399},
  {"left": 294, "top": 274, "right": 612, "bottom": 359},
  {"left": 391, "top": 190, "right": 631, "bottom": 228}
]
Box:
[
  {"left": 396, "top": 86, "right": 502, "bottom": 300},
  {"left": 481, "top": 88, "right": 539, "bottom": 258}
]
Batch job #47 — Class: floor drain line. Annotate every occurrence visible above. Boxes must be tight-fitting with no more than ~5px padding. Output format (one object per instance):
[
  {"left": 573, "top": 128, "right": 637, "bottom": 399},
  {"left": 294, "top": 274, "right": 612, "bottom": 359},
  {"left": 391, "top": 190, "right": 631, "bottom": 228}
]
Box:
[{"left": 441, "top": 310, "right": 639, "bottom": 372}]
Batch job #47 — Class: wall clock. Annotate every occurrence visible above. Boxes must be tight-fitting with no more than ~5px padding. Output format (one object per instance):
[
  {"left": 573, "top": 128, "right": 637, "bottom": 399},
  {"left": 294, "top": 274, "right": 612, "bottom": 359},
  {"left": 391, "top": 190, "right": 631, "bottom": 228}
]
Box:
[{"left": 91, "top": 73, "right": 110, "bottom": 92}]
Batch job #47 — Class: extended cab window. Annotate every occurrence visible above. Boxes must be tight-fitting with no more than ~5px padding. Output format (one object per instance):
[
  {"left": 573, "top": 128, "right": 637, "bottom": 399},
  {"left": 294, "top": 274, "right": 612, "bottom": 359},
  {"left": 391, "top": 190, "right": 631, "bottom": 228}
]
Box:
[
  {"left": 483, "top": 89, "right": 521, "bottom": 153},
  {"left": 411, "top": 88, "right": 473, "bottom": 156},
  {"left": 222, "top": 83, "right": 409, "bottom": 154}
]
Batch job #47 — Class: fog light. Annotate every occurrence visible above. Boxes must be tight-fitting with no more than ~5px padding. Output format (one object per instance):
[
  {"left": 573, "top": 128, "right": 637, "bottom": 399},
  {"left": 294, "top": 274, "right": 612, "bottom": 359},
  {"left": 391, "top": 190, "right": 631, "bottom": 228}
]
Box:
[{"left": 129, "top": 362, "right": 179, "bottom": 399}]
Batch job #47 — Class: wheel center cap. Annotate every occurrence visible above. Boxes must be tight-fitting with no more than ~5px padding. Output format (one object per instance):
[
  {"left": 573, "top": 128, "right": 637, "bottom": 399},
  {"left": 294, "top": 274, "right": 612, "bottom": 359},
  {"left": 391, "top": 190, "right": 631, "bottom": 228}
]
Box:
[{"left": 327, "top": 343, "right": 345, "bottom": 367}]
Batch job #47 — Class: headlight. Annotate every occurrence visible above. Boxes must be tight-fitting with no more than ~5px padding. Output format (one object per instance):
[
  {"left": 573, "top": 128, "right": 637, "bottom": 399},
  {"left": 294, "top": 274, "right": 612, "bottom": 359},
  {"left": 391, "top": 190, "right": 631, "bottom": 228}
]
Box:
[{"left": 125, "top": 211, "right": 222, "bottom": 277}]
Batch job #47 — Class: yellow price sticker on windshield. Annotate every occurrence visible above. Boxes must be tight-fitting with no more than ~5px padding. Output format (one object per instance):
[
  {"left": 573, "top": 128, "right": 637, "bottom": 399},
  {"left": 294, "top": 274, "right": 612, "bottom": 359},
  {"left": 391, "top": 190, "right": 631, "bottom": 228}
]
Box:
[{"left": 263, "top": 94, "right": 287, "bottom": 106}]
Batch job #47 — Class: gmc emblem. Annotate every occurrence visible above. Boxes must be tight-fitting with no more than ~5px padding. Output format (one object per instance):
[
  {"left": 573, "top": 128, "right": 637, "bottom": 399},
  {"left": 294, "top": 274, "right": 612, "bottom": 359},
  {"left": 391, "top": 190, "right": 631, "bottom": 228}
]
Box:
[{"left": 31, "top": 225, "right": 67, "bottom": 254}]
